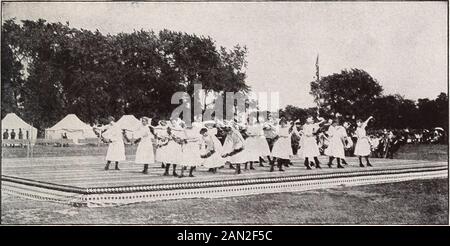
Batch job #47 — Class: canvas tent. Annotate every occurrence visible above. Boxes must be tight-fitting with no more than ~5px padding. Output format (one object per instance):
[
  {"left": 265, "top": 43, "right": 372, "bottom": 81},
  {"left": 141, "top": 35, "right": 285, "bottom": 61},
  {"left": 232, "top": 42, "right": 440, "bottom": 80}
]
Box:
[
  {"left": 116, "top": 115, "right": 142, "bottom": 139},
  {"left": 45, "top": 114, "right": 96, "bottom": 144},
  {"left": 1, "top": 113, "right": 38, "bottom": 140}
]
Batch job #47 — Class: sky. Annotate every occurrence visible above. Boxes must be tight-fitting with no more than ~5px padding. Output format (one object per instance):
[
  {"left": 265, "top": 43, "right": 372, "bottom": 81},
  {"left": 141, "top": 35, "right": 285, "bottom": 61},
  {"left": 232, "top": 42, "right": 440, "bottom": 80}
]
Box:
[{"left": 2, "top": 1, "right": 448, "bottom": 108}]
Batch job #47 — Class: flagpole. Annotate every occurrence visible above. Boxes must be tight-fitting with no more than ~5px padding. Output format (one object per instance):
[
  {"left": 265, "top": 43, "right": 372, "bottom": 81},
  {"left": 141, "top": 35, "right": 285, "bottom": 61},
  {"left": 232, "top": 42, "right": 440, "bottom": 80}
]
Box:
[{"left": 315, "top": 54, "right": 320, "bottom": 117}]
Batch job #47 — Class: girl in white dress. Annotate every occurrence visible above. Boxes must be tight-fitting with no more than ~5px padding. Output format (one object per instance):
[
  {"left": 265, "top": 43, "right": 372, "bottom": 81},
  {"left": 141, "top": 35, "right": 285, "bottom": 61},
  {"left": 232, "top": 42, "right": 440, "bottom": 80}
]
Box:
[
  {"left": 302, "top": 116, "right": 325, "bottom": 169},
  {"left": 221, "top": 123, "right": 246, "bottom": 174},
  {"left": 154, "top": 121, "right": 175, "bottom": 176},
  {"left": 133, "top": 117, "right": 156, "bottom": 174},
  {"left": 325, "top": 118, "right": 349, "bottom": 169},
  {"left": 203, "top": 122, "right": 225, "bottom": 172},
  {"left": 243, "top": 121, "right": 271, "bottom": 169},
  {"left": 102, "top": 116, "right": 126, "bottom": 171},
  {"left": 271, "top": 118, "right": 300, "bottom": 172},
  {"left": 354, "top": 116, "right": 374, "bottom": 167},
  {"left": 179, "top": 124, "right": 202, "bottom": 177},
  {"left": 200, "top": 127, "right": 223, "bottom": 173},
  {"left": 162, "top": 119, "right": 184, "bottom": 176}
]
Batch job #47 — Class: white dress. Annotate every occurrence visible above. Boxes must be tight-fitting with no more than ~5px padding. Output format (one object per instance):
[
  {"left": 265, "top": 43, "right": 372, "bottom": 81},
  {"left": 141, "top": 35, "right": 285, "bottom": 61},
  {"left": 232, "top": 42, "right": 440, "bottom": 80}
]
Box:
[
  {"left": 326, "top": 125, "right": 347, "bottom": 159},
  {"left": 324, "top": 125, "right": 335, "bottom": 157},
  {"left": 243, "top": 124, "right": 271, "bottom": 162},
  {"left": 222, "top": 134, "right": 233, "bottom": 163},
  {"left": 208, "top": 127, "right": 224, "bottom": 159},
  {"left": 165, "top": 127, "right": 184, "bottom": 165},
  {"left": 301, "top": 123, "right": 321, "bottom": 159},
  {"left": 297, "top": 130, "right": 305, "bottom": 157},
  {"left": 271, "top": 126, "right": 293, "bottom": 159},
  {"left": 222, "top": 129, "right": 246, "bottom": 164},
  {"left": 134, "top": 125, "right": 155, "bottom": 164},
  {"left": 155, "top": 127, "right": 170, "bottom": 164},
  {"left": 201, "top": 134, "right": 224, "bottom": 168},
  {"left": 103, "top": 123, "right": 126, "bottom": 162},
  {"left": 181, "top": 127, "right": 202, "bottom": 167},
  {"left": 354, "top": 123, "right": 371, "bottom": 156}
]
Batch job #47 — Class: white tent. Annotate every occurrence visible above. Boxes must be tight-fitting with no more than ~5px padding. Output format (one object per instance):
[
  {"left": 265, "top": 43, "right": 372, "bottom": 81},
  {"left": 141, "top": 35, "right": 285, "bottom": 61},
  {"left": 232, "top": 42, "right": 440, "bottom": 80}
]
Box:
[
  {"left": 1, "top": 113, "right": 38, "bottom": 140},
  {"left": 116, "top": 115, "right": 142, "bottom": 139},
  {"left": 45, "top": 114, "right": 96, "bottom": 144}
]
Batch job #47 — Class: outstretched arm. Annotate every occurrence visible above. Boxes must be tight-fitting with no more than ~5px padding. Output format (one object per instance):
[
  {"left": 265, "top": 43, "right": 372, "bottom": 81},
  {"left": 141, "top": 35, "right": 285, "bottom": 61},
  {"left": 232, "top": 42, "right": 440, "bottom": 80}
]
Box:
[
  {"left": 363, "top": 116, "right": 374, "bottom": 127},
  {"left": 316, "top": 117, "right": 325, "bottom": 125},
  {"left": 290, "top": 124, "right": 301, "bottom": 138}
]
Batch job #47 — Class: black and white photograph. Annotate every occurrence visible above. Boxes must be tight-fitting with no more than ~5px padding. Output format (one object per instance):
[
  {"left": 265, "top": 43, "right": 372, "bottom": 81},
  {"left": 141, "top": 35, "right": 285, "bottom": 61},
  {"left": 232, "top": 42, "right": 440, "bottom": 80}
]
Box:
[{"left": 0, "top": 0, "right": 448, "bottom": 228}]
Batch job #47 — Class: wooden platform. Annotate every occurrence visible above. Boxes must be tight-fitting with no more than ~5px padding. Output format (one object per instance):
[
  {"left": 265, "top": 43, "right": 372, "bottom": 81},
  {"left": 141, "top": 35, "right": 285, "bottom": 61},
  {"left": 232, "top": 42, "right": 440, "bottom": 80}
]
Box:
[{"left": 1, "top": 156, "right": 447, "bottom": 207}]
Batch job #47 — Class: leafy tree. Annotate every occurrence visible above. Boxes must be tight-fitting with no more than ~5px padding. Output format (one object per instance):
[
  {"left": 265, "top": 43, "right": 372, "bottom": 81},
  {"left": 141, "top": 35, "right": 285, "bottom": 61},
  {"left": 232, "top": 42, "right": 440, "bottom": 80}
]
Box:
[
  {"left": 1, "top": 18, "right": 250, "bottom": 130},
  {"left": 1, "top": 19, "right": 25, "bottom": 119},
  {"left": 279, "top": 105, "right": 317, "bottom": 123},
  {"left": 310, "top": 68, "right": 383, "bottom": 119}
]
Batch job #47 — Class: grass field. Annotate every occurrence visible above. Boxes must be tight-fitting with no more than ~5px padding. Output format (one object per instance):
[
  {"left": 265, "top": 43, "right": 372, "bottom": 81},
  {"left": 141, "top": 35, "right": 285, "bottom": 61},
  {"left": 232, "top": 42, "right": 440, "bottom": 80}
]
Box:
[
  {"left": 394, "top": 144, "right": 448, "bottom": 161},
  {"left": 2, "top": 143, "right": 448, "bottom": 160},
  {"left": 1, "top": 178, "right": 447, "bottom": 224},
  {"left": 1, "top": 144, "right": 138, "bottom": 158}
]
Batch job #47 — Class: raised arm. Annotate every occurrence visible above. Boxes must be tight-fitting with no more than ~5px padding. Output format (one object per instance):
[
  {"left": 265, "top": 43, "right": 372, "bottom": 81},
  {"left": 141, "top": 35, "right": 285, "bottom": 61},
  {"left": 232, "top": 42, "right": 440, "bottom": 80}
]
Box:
[
  {"left": 316, "top": 117, "right": 325, "bottom": 125},
  {"left": 290, "top": 123, "right": 301, "bottom": 138},
  {"left": 363, "top": 116, "right": 374, "bottom": 127}
]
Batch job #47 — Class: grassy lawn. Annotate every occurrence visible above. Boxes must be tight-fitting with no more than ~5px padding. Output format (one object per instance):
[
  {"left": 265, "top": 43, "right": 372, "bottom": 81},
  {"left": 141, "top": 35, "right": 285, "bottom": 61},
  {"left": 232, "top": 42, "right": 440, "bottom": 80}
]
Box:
[
  {"left": 394, "top": 144, "right": 448, "bottom": 161},
  {"left": 2, "top": 178, "right": 447, "bottom": 225},
  {"left": 2, "top": 144, "right": 448, "bottom": 160},
  {"left": 1, "top": 144, "right": 138, "bottom": 158}
]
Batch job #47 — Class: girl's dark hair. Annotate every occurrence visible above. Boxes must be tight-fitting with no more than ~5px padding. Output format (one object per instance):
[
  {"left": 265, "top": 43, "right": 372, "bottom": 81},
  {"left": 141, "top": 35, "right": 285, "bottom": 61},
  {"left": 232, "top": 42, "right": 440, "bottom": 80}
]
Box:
[
  {"left": 148, "top": 126, "right": 156, "bottom": 136},
  {"left": 200, "top": 128, "right": 208, "bottom": 135}
]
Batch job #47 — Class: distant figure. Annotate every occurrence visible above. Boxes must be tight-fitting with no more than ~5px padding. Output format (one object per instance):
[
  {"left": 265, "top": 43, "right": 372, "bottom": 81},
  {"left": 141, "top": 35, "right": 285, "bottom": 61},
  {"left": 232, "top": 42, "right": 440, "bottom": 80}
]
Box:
[
  {"left": 18, "top": 128, "right": 24, "bottom": 147},
  {"left": 10, "top": 129, "right": 16, "bottom": 147},
  {"left": 61, "top": 132, "right": 68, "bottom": 147},
  {"left": 18, "top": 128, "right": 23, "bottom": 140},
  {"left": 3, "top": 129, "right": 9, "bottom": 140},
  {"left": 26, "top": 130, "right": 29, "bottom": 139}
]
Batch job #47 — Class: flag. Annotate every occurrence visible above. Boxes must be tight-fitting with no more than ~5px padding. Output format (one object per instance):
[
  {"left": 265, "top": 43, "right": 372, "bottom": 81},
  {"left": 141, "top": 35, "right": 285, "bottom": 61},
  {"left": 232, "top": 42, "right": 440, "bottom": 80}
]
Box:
[
  {"left": 315, "top": 54, "right": 321, "bottom": 116},
  {"left": 315, "top": 54, "right": 319, "bottom": 82}
]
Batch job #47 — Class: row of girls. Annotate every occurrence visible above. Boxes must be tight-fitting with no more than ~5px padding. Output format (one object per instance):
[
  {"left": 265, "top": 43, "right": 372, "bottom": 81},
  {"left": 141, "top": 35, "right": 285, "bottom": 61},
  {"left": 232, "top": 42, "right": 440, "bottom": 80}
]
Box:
[{"left": 96, "top": 114, "right": 375, "bottom": 177}]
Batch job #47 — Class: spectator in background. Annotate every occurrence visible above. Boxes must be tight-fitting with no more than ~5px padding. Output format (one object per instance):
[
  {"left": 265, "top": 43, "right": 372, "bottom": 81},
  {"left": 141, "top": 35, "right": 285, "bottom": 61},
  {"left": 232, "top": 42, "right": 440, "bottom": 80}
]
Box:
[
  {"left": 61, "top": 132, "right": 69, "bottom": 147},
  {"left": 9, "top": 129, "right": 16, "bottom": 147},
  {"left": 18, "top": 128, "right": 24, "bottom": 148},
  {"left": 3, "top": 129, "right": 9, "bottom": 140},
  {"left": 18, "top": 128, "right": 23, "bottom": 139}
]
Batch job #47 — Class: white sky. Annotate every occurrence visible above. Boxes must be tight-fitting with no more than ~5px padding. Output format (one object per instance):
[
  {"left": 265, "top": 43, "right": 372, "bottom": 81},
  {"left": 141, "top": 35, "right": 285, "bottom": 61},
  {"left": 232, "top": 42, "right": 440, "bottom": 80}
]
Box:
[{"left": 2, "top": 1, "right": 448, "bottom": 108}]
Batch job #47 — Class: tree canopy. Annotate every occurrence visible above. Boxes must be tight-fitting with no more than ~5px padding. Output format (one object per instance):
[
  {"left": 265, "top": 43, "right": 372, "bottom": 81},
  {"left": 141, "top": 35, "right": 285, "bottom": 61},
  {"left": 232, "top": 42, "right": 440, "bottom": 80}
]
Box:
[
  {"left": 1, "top": 19, "right": 249, "bottom": 132},
  {"left": 310, "top": 68, "right": 383, "bottom": 119},
  {"left": 308, "top": 68, "right": 447, "bottom": 130}
]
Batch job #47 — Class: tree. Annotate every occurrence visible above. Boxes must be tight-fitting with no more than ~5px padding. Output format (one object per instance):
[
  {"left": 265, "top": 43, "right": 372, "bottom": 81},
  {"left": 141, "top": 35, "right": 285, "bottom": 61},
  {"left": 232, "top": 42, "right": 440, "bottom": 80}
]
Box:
[
  {"left": 1, "top": 18, "right": 250, "bottom": 130},
  {"left": 279, "top": 105, "right": 317, "bottom": 123},
  {"left": 434, "top": 92, "right": 448, "bottom": 130},
  {"left": 1, "top": 19, "right": 25, "bottom": 119},
  {"left": 371, "top": 94, "right": 418, "bottom": 129},
  {"left": 310, "top": 68, "right": 383, "bottom": 119}
]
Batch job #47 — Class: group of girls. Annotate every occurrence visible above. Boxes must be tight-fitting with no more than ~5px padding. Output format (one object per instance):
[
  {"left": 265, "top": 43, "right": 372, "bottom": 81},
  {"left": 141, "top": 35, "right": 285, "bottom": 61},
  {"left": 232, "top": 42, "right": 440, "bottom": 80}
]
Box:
[{"left": 95, "top": 113, "right": 375, "bottom": 177}]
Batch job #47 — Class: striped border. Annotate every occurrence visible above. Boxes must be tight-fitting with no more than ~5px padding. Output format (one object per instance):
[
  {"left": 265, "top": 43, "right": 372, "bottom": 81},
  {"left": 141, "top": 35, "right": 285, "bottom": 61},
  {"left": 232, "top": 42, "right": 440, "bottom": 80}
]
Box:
[
  {"left": 2, "top": 165, "right": 447, "bottom": 194},
  {"left": 75, "top": 169, "right": 449, "bottom": 207},
  {"left": 2, "top": 164, "right": 448, "bottom": 207}
]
